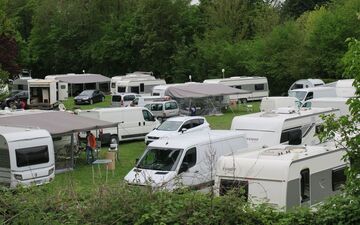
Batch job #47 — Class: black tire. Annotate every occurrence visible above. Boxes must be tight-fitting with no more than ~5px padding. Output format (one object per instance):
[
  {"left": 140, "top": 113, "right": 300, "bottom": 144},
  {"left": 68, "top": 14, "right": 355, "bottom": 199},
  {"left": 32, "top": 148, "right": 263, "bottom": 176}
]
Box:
[
  {"left": 90, "top": 99, "right": 94, "bottom": 105},
  {"left": 110, "top": 135, "right": 119, "bottom": 145}
]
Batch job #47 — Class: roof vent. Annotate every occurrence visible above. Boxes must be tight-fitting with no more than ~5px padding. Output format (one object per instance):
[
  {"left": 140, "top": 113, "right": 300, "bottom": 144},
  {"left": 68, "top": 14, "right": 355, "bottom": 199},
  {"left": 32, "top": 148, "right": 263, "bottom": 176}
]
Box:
[
  {"left": 274, "top": 107, "right": 297, "bottom": 114},
  {"left": 286, "top": 146, "right": 307, "bottom": 153}
]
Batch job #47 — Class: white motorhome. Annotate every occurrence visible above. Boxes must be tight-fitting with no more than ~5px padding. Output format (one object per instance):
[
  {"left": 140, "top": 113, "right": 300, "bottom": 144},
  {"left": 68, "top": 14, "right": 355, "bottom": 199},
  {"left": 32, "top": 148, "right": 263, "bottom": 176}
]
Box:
[
  {"left": 27, "top": 79, "right": 67, "bottom": 109},
  {"left": 289, "top": 79, "right": 325, "bottom": 91},
  {"left": 302, "top": 97, "right": 350, "bottom": 116},
  {"left": 124, "top": 130, "right": 248, "bottom": 191},
  {"left": 0, "top": 126, "right": 55, "bottom": 188},
  {"left": 110, "top": 72, "right": 166, "bottom": 95},
  {"left": 215, "top": 142, "right": 346, "bottom": 211},
  {"left": 152, "top": 84, "right": 180, "bottom": 97},
  {"left": 325, "top": 79, "right": 355, "bottom": 98},
  {"left": 260, "top": 97, "right": 300, "bottom": 112},
  {"left": 288, "top": 86, "right": 336, "bottom": 103},
  {"left": 77, "top": 107, "right": 160, "bottom": 144},
  {"left": 231, "top": 107, "right": 340, "bottom": 149},
  {"left": 203, "top": 76, "right": 269, "bottom": 103}
]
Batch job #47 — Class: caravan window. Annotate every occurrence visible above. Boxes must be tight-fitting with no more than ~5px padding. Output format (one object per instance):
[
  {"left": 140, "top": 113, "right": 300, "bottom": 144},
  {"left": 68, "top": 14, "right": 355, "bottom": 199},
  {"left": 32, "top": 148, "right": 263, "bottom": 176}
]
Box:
[
  {"left": 280, "top": 127, "right": 302, "bottom": 143},
  {"left": 16, "top": 146, "right": 49, "bottom": 167},
  {"left": 118, "top": 87, "right": 126, "bottom": 93},
  {"left": 332, "top": 167, "right": 346, "bottom": 191},
  {"left": 300, "top": 169, "right": 310, "bottom": 203},
  {"left": 255, "top": 84, "right": 265, "bottom": 91},
  {"left": 140, "top": 83, "right": 145, "bottom": 93},
  {"left": 123, "top": 95, "right": 135, "bottom": 101},
  {"left": 0, "top": 148, "right": 10, "bottom": 168},
  {"left": 219, "top": 179, "right": 249, "bottom": 200},
  {"left": 112, "top": 95, "right": 122, "bottom": 102}
]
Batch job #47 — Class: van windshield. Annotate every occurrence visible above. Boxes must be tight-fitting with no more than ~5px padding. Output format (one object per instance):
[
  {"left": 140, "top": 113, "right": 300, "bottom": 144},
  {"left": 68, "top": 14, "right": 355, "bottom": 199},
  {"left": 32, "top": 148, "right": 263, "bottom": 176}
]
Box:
[
  {"left": 289, "top": 91, "right": 306, "bottom": 101},
  {"left": 136, "top": 148, "right": 183, "bottom": 171},
  {"left": 157, "top": 121, "right": 183, "bottom": 131}
]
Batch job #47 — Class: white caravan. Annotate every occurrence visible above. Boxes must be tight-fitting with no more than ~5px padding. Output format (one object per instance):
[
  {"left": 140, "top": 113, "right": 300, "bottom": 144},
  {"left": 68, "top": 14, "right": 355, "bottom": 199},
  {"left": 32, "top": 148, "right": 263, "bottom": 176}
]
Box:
[
  {"left": 260, "top": 97, "right": 300, "bottom": 112},
  {"left": 0, "top": 126, "right": 55, "bottom": 188},
  {"left": 110, "top": 72, "right": 166, "bottom": 95},
  {"left": 124, "top": 130, "right": 248, "bottom": 191},
  {"left": 77, "top": 107, "right": 160, "bottom": 144},
  {"left": 231, "top": 107, "right": 340, "bottom": 149},
  {"left": 215, "top": 142, "right": 346, "bottom": 211},
  {"left": 203, "top": 76, "right": 269, "bottom": 103},
  {"left": 325, "top": 79, "right": 355, "bottom": 98},
  {"left": 289, "top": 79, "right": 325, "bottom": 91},
  {"left": 151, "top": 84, "right": 181, "bottom": 97},
  {"left": 302, "top": 97, "right": 350, "bottom": 116},
  {"left": 288, "top": 86, "right": 336, "bottom": 103}
]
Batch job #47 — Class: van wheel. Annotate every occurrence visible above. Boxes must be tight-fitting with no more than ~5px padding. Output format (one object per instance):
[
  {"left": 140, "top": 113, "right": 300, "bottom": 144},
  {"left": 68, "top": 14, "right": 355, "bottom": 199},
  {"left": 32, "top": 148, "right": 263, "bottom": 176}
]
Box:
[
  {"left": 110, "top": 136, "right": 119, "bottom": 145},
  {"left": 90, "top": 99, "right": 93, "bottom": 105}
]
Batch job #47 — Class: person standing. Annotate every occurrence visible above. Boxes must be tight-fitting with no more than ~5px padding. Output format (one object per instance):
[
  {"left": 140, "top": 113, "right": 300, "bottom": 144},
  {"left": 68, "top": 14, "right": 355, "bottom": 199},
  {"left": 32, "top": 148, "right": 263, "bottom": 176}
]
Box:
[{"left": 86, "top": 131, "right": 96, "bottom": 164}]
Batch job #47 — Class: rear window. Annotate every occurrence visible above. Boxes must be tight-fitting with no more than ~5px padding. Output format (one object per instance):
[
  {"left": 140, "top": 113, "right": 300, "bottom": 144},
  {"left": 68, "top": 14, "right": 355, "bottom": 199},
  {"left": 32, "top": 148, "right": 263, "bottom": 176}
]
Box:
[
  {"left": 16, "top": 146, "right": 49, "bottom": 167},
  {"left": 123, "top": 95, "right": 135, "bottom": 101},
  {"left": 112, "top": 95, "right": 122, "bottom": 102}
]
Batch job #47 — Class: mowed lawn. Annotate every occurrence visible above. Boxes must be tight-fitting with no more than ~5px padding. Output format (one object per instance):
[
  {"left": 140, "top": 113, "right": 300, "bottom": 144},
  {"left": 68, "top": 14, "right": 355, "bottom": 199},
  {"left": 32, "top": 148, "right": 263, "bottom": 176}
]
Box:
[{"left": 46, "top": 98, "right": 260, "bottom": 192}]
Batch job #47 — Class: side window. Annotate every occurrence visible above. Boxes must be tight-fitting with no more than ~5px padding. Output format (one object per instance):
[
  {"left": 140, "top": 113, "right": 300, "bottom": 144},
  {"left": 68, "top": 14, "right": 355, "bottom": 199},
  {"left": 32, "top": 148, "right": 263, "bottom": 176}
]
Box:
[
  {"left": 191, "top": 119, "right": 200, "bottom": 128},
  {"left": 140, "top": 83, "right": 145, "bottom": 92},
  {"left": 198, "top": 119, "right": 204, "bottom": 125},
  {"left": 180, "top": 121, "right": 192, "bottom": 130},
  {"left": 332, "top": 167, "right": 346, "bottom": 191},
  {"left": 235, "top": 85, "right": 242, "bottom": 89},
  {"left": 142, "top": 110, "right": 154, "bottom": 121},
  {"left": 165, "top": 102, "right": 171, "bottom": 110},
  {"left": 255, "top": 84, "right": 264, "bottom": 91},
  {"left": 300, "top": 169, "right": 310, "bottom": 203},
  {"left": 305, "top": 92, "right": 313, "bottom": 101},
  {"left": 170, "top": 102, "right": 178, "bottom": 109},
  {"left": 181, "top": 147, "right": 197, "bottom": 169},
  {"left": 131, "top": 86, "right": 139, "bottom": 94},
  {"left": 124, "top": 95, "right": 135, "bottom": 101},
  {"left": 280, "top": 128, "right": 302, "bottom": 143}
]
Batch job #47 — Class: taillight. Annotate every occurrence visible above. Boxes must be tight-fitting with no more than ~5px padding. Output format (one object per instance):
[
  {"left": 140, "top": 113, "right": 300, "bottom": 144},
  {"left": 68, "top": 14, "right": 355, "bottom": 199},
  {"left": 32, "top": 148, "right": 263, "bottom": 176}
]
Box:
[{"left": 48, "top": 168, "right": 54, "bottom": 175}]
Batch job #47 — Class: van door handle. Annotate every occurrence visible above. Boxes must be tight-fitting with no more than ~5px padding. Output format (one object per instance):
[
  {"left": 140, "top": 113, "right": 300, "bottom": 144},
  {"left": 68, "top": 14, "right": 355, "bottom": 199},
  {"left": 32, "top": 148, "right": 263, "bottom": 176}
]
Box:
[{"left": 138, "top": 122, "right": 141, "bottom": 126}]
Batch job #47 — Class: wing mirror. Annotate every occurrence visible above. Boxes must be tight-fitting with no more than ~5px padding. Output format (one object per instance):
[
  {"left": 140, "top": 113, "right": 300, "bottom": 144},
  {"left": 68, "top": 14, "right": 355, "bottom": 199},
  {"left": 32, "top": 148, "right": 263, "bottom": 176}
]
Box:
[
  {"left": 180, "top": 128, "right": 187, "bottom": 133},
  {"left": 178, "top": 162, "right": 189, "bottom": 174}
]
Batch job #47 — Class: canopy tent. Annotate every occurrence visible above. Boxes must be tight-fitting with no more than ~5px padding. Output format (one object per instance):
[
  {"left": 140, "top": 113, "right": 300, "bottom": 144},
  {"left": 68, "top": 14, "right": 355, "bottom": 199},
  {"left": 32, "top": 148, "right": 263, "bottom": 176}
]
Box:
[
  {"left": 164, "top": 83, "right": 250, "bottom": 115},
  {"left": 0, "top": 110, "right": 118, "bottom": 172}
]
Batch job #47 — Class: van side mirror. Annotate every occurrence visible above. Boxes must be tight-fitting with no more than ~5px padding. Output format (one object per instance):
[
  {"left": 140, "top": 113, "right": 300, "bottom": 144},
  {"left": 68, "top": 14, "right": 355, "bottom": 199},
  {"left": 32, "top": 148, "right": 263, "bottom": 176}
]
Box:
[
  {"left": 289, "top": 129, "right": 302, "bottom": 145},
  {"left": 180, "top": 128, "right": 187, "bottom": 133},
  {"left": 179, "top": 162, "right": 189, "bottom": 174}
]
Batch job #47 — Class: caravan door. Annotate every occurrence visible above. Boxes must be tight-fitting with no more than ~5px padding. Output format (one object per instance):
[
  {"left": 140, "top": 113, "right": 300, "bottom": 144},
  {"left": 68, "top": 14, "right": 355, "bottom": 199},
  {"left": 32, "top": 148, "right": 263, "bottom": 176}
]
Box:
[{"left": 58, "top": 82, "right": 68, "bottom": 100}]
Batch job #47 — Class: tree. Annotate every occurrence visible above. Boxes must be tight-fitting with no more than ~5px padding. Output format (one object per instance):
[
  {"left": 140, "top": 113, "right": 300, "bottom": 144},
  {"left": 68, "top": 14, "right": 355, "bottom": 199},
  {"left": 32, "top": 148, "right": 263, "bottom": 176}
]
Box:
[{"left": 281, "top": 0, "right": 330, "bottom": 19}]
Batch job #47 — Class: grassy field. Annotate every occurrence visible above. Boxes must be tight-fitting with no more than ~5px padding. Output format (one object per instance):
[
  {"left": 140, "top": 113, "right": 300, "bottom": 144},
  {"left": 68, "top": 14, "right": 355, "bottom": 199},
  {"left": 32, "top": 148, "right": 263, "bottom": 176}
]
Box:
[{"left": 46, "top": 99, "right": 260, "bottom": 193}]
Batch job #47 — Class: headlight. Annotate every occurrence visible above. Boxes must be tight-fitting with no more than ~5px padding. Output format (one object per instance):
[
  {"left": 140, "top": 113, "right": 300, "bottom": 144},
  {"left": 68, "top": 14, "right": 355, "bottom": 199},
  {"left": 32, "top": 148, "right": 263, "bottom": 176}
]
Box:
[{"left": 14, "top": 174, "right": 23, "bottom": 180}]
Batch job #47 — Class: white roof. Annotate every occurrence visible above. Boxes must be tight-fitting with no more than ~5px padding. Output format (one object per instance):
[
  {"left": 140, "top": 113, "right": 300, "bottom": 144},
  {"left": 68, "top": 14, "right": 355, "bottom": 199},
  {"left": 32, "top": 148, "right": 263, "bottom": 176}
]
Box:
[
  {"left": 203, "top": 76, "right": 267, "bottom": 83},
  {"left": 217, "top": 142, "right": 339, "bottom": 181},
  {"left": 308, "top": 97, "right": 348, "bottom": 103},
  {"left": 165, "top": 116, "right": 206, "bottom": 122},
  {"left": 83, "top": 107, "right": 146, "bottom": 113},
  {"left": 289, "top": 86, "right": 335, "bottom": 92},
  {"left": 232, "top": 107, "right": 337, "bottom": 131},
  {"left": 28, "top": 79, "right": 56, "bottom": 84},
  {"left": 0, "top": 125, "right": 50, "bottom": 142},
  {"left": 148, "top": 130, "right": 245, "bottom": 150}
]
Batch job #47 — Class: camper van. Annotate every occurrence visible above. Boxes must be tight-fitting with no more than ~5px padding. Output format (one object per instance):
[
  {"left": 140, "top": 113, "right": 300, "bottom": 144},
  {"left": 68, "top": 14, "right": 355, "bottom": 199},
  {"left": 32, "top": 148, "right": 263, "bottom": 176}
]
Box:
[
  {"left": 110, "top": 72, "right": 166, "bottom": 95},
  {"left": 302, "top": 97, "right": 350, "bottom": 116},
  {"left": 288, "top": 79, "right": 325, "bottom": 91},
  {"left": 0, "top": 126, "right": 55, "bottom": 188},
  {"left": 231, "top": 107, "right": 340, "bottom": 149},
  {"left": 215, "top": 142, "right": 346, "bottom": 211},
  {"left": 325, "top": 79, "right": 355, "bottom": 98},
  {"left": 77, "top": 107, "right": 160, "bottom": 144},
  {"left": 288, "top": 86, "right": 336, "bottom": 103},
  {"left": 260, "top": 97, "right": 300, "bottom": 112},
  {"left": 203, "top": 76, "right": 269, "bottom": 103},
  {"left": 124, "top": 130, "right": 248, "bottom": 191}
]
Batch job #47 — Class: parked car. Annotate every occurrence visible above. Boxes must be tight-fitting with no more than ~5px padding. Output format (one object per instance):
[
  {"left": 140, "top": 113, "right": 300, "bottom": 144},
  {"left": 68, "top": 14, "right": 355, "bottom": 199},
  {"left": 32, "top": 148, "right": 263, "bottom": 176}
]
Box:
[
  {"left": 74, "top": 90, "right": 105, "bottom": 105},
  {"left": 144, "top": 100, "right": 179, "bottom": 119},
  {"left": 111, "top": 93, "right": 141, "bottom": 107},
  {"left": 1, "top": 90, "right": 28, "bottom": 109},
  {"left": 145, "top": 116, "right": 210, "bottom": 144}
]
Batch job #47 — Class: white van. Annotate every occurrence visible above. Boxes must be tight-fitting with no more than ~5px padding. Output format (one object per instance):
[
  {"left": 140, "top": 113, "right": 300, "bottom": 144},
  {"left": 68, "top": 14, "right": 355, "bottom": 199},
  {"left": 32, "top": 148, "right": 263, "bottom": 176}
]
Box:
[
  {"left": 203, "top": 76, "right": 268, "bottom": 103},
  {"left": 288, "top": 79, "right": 325, "bottom": 91},
  {"left": 288, "top": 86, "right": 336, "bottom": 103},
  {"left": 77, "top": 107, "right": 160, "bottom": 144},
  {"left": 231, "top": 107, "right": 340, "bottom": 149},
  {"left": 124, "top": 130, "right": 248, "bottom": 191},
  {"left": 260, "top": 97, "right": 300, "bottom": 112},
  {"left": 111, "top": 93, "right": 141, "bottom": 107},
  {"left": 144, "top": 100, "right": 179, "bottom": 119},
  {"left": 132, "top": 96, "right": 164, "bottom": 107},
  {"left": 0, "top": 126, "right": 55, "bottom": 188},
  {"left": 302, "top": 97, "right": 350, "bottom": 116},
  {"left": 215, "top": 142, "right": 346, "bottom": 211}
]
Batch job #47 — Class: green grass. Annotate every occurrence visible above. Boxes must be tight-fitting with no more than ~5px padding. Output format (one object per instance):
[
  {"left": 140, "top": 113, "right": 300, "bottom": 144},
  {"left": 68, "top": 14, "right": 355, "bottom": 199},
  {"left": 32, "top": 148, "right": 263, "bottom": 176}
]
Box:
[
  {"left": 62, "top": 95, "right": 112, "bottom": 110},
  {"left": 48, "top": 98, "right": 260, "bottom": 192}
]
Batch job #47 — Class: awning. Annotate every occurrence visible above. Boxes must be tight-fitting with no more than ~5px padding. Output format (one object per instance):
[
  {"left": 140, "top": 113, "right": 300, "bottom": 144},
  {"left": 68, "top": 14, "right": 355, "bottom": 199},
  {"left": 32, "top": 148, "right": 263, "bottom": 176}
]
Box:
[
  {"left": 0, "top": 110, "right": 117, "bottom": 137},
  {"left": 52, "top": 74, "right": 110, "bottom": 84},
  {"left": 164, "top": 83, "right": 249, "bottom": 98}
]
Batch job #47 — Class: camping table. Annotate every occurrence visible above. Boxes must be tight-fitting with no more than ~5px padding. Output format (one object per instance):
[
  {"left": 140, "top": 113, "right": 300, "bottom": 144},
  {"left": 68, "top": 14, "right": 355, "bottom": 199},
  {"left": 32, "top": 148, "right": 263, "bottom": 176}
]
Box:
[{"left": 92, "top": 159, "right": 112, "bottom": 184}]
